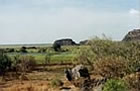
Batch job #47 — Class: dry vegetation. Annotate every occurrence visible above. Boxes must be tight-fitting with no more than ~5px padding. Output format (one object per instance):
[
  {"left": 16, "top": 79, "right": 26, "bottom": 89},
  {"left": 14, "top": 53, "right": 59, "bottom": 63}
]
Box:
[{"left": 0, "top": 38, "right": 140, "bottom": 91}]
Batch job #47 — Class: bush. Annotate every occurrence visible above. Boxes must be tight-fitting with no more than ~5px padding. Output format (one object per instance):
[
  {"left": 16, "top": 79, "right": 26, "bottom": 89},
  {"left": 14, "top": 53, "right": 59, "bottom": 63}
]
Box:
[
  {"left": 103, "top": 79, "right": 128, "bottom": 91},
  {"left": 90, "top": 39, "right": 140, "bottom": 71},
  {"left": 20, "top": 46, "right": 27, "bottom": 53},
  {"left": 93, "top": 56, "right": 130, "bottom": 78},
  {"left": 51, "top": 78, "right": 63, "bottom": 87},
  {"left": 44, "top": 54, "right": 51, "bottom": 65},
  {"left": 88, "top": 38, "right": 115, "bottom": 57},
  {"left": 73, "top": 46, "right": 95, "bottom": 69},
  {"left": 12, "top": 55, "right": 36, "bottom": 73},
  {"left": 0, "top": 50, "right": 12, "bottom": 75},
  {"left": 76, "top": 38, "right": 140, "bottom": 74},
  {"left": 5, "top": 48, "right": 15, "bottom": 53}
]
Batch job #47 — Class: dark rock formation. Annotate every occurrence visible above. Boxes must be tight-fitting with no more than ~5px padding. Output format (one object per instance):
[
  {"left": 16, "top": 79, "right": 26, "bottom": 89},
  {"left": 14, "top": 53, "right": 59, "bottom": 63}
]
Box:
[
  {"left": 122, "top": 29, "right": 140, "bottom": 41},
  {"left": 53, "top": 38, "right": 77, "bottom": 46},
  {"left": 65, "top": 65, "right": 90, "bottom": 82},
  {"left": 64, "top": 65, "right": 91, "bottom": 90},
  {"left": 79, "top": 40, "right": 89, "bottom": 45},
  {"left": 64, "top": 65, "right": 108, "bottom": 91}
]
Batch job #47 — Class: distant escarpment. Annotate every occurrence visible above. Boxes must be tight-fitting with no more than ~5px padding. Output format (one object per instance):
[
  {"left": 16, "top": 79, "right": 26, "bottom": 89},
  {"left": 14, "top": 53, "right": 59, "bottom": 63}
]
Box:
[
  {"left": 53, "top": 38, "right": 77, "bottom": 46},
  {"left": 122, "top": 29, "right": 140, "bottom": 41}
]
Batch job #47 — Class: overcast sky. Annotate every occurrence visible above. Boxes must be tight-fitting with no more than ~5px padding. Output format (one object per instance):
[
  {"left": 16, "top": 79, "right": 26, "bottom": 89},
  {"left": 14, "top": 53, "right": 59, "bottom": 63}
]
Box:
[{"left": 0, "top": 0, "right": 140, "bottom": 44}]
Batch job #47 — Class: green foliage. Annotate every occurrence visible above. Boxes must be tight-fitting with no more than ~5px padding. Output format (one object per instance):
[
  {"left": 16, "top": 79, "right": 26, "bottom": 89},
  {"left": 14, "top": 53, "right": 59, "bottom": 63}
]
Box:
[
  {"left": 103, "top": 79, "right": 128, "bottom": 91},
  {"left": 51, "top": 78, "right": 63, "bottom": 87},
  {"left": 0, "top": 50, "right": 12, "bottom": 75}
]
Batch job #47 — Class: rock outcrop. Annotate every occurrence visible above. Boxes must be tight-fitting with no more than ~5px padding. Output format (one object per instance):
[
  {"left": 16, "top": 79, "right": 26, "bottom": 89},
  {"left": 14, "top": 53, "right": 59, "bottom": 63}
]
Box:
[
  {"left": 64, "top": 65, "right": 90, "bottom": 87},
  {"left": 122, "top": 29, "right": 140, "bottom": 41},
  {"left": 65, "top": 64, "right": 90, "bottom": 82},
  {"left": 53, "top": 38, "right": 77, "bottom": 46},
  {"left": 79, "top": 40, "right": 89, "bottom": 45},
  {"left": 64, "top": 65, "right": 107, "bottom": 91}
]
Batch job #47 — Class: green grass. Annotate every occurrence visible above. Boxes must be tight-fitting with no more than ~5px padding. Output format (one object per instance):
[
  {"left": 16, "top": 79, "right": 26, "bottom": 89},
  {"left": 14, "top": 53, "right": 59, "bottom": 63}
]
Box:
[
  {"left": 0, "top": 43, "right": 52, "bottom": 48},
  {"left": 31, "top": 52, "right": 77, "bottom": 64},
  {"left": 6, "top": 45, "right": 79, "bottom": 64},
  {"left": 50, "top": 52, "right": 77, "bottom": 63},
  {"left": 2, "top": 44, "right": 87, "bottom": 65}
]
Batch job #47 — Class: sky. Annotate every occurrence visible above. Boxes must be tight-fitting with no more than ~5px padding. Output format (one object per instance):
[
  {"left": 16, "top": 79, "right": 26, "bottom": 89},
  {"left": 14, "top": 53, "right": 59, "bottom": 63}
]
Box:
[{"left": 0, "top": 0, "right": 140, "bottom": 44}]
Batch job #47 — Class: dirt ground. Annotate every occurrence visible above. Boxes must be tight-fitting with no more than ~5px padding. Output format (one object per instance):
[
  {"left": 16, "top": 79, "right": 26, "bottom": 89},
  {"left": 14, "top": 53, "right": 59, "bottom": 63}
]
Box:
[
  {"left": 0, "top": 80, "right": 79, "bottom": 91},
  {"left": 0, "top": 65, "right": 80, "bottom": 91}
]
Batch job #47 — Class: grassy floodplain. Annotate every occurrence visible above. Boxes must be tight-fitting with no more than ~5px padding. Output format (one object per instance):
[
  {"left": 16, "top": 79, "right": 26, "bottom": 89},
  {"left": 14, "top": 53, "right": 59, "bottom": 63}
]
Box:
[{"left": 0, "top": 44, "right": 80, "bottom": 64}]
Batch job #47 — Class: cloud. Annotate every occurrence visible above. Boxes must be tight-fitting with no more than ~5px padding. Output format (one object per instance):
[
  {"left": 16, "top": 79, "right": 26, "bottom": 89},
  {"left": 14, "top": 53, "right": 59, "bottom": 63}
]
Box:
[{"left": 129, "top": 9, "right": 140, "bottom": 15}]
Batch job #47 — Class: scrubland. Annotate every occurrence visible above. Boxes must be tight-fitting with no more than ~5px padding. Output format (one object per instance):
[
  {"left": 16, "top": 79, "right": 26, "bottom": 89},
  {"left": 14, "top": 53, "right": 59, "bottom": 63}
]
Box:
[{"left": 0, "top": 38, "right": 140, "bottom": 91}]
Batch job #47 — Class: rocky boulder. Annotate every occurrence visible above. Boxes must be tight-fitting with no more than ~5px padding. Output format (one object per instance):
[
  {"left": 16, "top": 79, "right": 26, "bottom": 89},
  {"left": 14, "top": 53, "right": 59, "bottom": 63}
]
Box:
[
  {"left": 53, "top": 38, "right": 77, "bottom": 46},
  {"left": 64, "top": 65, "right": 91, "bottom": 91},
  {"left": 79, "top": 40, "right": 89, "bottom": 45},
  {"left": 64, "top": 65, "right": 107, "bottom": 91},
  {"left": 122, "top": 29, "right": 140, "bottom": 41},
  {"left": 65, "top": 65, "right": 90, "bottom": 81}
]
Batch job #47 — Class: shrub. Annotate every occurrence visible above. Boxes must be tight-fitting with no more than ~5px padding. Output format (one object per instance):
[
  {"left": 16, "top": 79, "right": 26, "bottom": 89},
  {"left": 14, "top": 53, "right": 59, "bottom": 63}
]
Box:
[
  {"left": 103, "top": 79, "right": 128, "bottom": 91},
  {"left": 93, "top": 56, "right": 130, "bottom": 78},
  {"left": 0, "top": 50, "right": 12, "bottom": 75},
  {"left": 88, "top": 38, "right": 115, "bottom": 57},
  {"left": 5, "top": 48, "right": 15, "bottom": 53},
  {"left": 42, "top": 54, "right": 51, "bottom": 70},
  {"left": 20, "top": 46, "right": 27, "bottom": 53},
  {"left": 76, "top": 38, "right": 140, "bottom": 74},
  {"left": 51, "top": 78, "right": 63, "bottom": 87},
  {"left": 73, "top": 46, "right": 95, "bottom": 69},
  {"left": 12, "top": 55, "right": 36, "bottom": 73},
  {"left": 44, "top": 54, "right": 51, "bottom": 65}
]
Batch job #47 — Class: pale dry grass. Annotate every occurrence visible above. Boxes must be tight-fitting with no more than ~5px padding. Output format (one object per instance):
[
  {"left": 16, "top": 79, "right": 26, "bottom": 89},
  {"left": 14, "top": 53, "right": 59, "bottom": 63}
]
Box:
[
  {"left": 0, "top": 80, "right": 80, "bottom": 91},
  {"left": 1, "top": 81, "right": 54, "bottom": 91}
]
